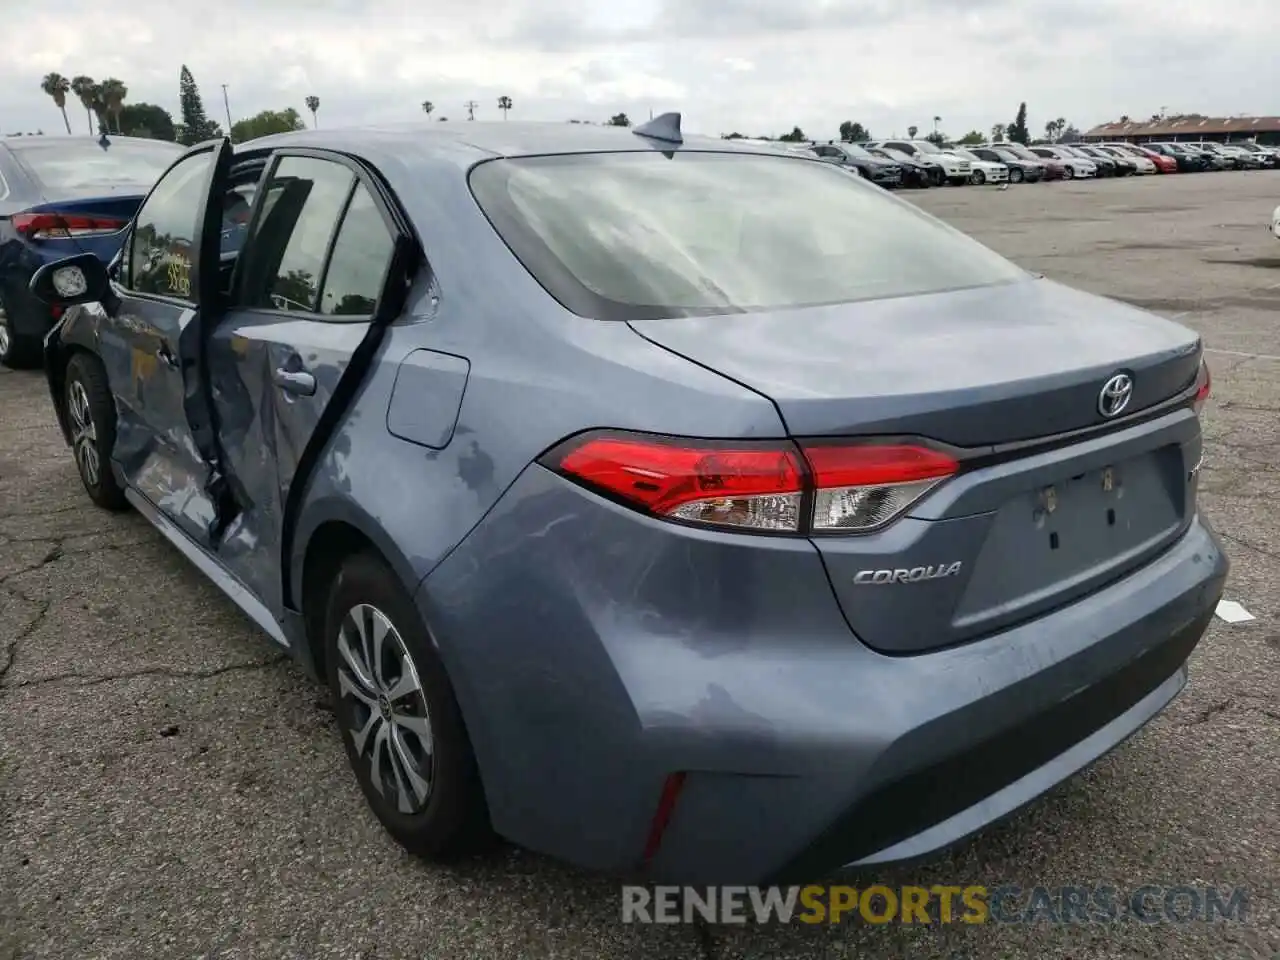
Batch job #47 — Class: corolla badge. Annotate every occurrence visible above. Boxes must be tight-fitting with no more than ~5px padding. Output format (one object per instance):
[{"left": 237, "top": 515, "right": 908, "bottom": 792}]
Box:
[
  {"left": 853, "top": 562, "right": 963, "bottom": 585},
  {"left": 1098, "top": 373, "right": 1134, "bottom": 418}
]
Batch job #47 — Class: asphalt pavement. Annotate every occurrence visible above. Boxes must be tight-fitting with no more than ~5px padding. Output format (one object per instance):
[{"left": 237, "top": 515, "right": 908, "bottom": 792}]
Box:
[{"left": 2, "top": 170, "right": 1278, "bottom": 959}]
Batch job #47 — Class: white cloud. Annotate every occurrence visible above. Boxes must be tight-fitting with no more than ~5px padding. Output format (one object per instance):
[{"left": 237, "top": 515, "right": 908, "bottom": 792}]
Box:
[{"left": 1, "top": 0, "right": 1276, "bottom": 140}]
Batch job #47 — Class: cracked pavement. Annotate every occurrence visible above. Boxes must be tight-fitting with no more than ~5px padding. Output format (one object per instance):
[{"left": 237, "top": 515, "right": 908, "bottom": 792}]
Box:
[{"left": 2, "top": 171, "right": 1279, "bottom": 959}]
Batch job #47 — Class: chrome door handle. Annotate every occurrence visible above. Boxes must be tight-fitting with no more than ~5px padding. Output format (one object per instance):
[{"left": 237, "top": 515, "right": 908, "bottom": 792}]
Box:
[{"left": 272, "top": 368, "right": 316, "bottom": 396}]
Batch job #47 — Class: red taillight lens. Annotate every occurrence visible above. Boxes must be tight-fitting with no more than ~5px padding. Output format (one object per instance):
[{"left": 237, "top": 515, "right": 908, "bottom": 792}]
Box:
[
  {"left": 547, "top": 432, "right": 958, "bottom": 535},
  {"left": 1193, "top": 360, "right": 1211, "bottom": 412},
  {"left": 13, "top": 212, "right": 128, "bottom": 241},
  {"left": 556, "top": 435, "right": 806, "bottom": 532},
  {"left": 802, "top": 443, "right": 958, "bottom": 532}
]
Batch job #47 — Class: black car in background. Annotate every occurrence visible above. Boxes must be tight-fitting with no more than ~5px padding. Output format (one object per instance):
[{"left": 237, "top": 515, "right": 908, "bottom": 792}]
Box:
[
  {"left": 862, "top": 145, "right": 934, "bottom": 188},
  {"left": 968, "top": 146, "right": 1043, "bottom": 183},
  {"left": 1072, "top": 145, "right": 1130, "bottom": 176},
  {"left": 812, "top": 142, "right": 903, "bottom": 188},
  {"left": 1146, "top": 143, "right": 1207, "bottom": 172},
  {"left": 1172, "top": 143, "right": 1232, "bottom": 170}
]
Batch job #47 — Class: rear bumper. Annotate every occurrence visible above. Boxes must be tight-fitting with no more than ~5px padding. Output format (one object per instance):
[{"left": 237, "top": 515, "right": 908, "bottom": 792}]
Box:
[{"left": 419, "top": 465, "right": 1228, "bottom": 884}]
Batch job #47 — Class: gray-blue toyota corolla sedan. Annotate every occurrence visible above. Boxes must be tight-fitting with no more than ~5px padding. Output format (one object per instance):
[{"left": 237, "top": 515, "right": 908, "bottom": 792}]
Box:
[{"left": 29, "top": 115, "right": 1227, "bottom": 884}]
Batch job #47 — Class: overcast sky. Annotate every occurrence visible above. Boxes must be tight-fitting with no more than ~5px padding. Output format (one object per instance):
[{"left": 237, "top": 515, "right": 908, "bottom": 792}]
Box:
[{"left": 3, "top": 0, "right": 1277, "bottom": 142}]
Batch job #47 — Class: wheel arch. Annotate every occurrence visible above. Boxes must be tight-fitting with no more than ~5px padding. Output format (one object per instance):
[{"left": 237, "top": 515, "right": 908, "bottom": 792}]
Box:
[
  {"left": 293, "top": 500, "right": 423, "bottom": 681},
  {"left": 44, "top": 309, "right": 104, "bottom": 447}
]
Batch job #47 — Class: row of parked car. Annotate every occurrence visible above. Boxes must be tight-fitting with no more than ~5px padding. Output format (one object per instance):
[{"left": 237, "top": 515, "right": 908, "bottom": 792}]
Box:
[{"left": 771, "top": 137, "right": 1279, "bottom": 188}]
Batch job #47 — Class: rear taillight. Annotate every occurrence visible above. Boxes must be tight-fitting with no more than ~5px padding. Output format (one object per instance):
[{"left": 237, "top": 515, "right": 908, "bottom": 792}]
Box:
[
  {"left": 804, "top": 443, "right": 958, "bottom": 532},
  {"left": 544, "top": 432, "right": 959, "bottom": 535},
  {"left": 13, "top": 212, "right": 128, "bottom": 241},
  {"left": 1193, "top": 360, "right": 1211, "bottom": 413}
]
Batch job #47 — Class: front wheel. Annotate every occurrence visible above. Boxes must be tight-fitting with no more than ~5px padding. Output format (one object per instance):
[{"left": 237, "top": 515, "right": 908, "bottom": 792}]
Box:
[
  {"left": 969, "top": 170, "right": 986, "bottom": 186},
  {"left": 64, "top": 352, "right": 128, "bottom": 511},
  {"left": 1063, "top": 165, "right": 1075, "bottom": 179},
  {"left": 1009, "top": 167, "right": 1024, "bottom": 184},
  {"left": 928, "top": 167, "right": 945, "bottom": 187},
  {"left": 326, "top": 551, "right": 491, "bottom": 859}
]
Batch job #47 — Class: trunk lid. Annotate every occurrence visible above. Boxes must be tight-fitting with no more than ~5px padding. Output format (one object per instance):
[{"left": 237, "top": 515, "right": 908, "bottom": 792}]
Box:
[
  {"left": 627, "top": 278, "right": 1201, "bottom": 446},
  {"left": 630, "top": 278, "right": 1204, "bottom": 654}
]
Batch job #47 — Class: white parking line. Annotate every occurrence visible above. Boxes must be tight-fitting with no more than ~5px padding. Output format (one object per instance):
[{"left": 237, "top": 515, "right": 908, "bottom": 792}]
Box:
[
  {"left": 1214, "top": 599, "right": 1256, "bottom": 623},
  {"left": 1204, "top": 348, "right": 1280, "bottom": 362}
]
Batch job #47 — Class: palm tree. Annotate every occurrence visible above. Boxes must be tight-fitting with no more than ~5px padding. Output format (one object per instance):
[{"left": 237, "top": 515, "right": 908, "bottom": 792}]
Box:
[
  {"left": 421, "top": 100, "right": 433, "bottom": 119},
  {"left": 990, "top": 123, "right": 1006, "bottom": 142},
  {"left": 305, "top": 95, "right": 320, "bottom": 128},
  {"left": 99, "top": 79, "right": 128, "bottom": 133},
  {"left": 497, "top": 95, "right": 513, "bottom": 120},
  {"left": 40, "top": 73, "right": 72, "bottom": 134},
  {"left": 70, "top": 76, "right": 97, "bottom": 134},
  {"left": 907, "top": 125, "right": 918, "bottom": 138}
]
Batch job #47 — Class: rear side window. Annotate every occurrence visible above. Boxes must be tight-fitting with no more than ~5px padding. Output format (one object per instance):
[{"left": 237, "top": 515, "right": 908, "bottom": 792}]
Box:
[
  {"left": 9, "top": 138, "right": 182, "bottom": 193},
  {"left": 252, "top": 157, "right": 354, "bottom": 312},
  {"left": 237, "top": 155, "right": 395, "bottom": 318},
  {"left": 319, "top": 187, "right": 395, "bottom": 316},
  {"left": 470, "top": 152, "right": 1025, "bottom": 322}
]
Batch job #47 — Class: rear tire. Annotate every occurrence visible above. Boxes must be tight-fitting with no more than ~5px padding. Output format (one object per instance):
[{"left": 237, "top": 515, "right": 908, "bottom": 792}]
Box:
[
  {"left": 0, "top": 298, "right": 42, "bottom": 370},
  {"left": 325, "top": 550, "right": 491, "bottom": 860},
  {"left": 64, "top": 352, "right": 128, "bottom": 511}
]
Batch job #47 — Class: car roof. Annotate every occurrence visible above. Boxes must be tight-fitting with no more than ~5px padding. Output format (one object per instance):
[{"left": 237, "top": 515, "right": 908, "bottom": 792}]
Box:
[{"left": 237, "top": 121, "right": 790, "bottom": 163}]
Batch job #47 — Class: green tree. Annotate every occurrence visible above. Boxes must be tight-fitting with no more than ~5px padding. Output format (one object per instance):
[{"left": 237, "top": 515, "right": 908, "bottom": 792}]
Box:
[
  {"left": 497, "top": 95, "right": 513, "bottom": 119},
  {"left": 70, "top": 76, "right": 99, "bottom": 134},
  {"left": 607, "top": 113, "right": 631, "bottom": 127},
  {"left": 990, "top": 123, "right": 1006, "bottom": 142},
  {"left": 99, "top": 78, "right": 128, "bottom": 133},
  {"left": 118, "top": 103, "right": 177, "bottom": 141},
  {"left": 924, "top": 131, "right": 948, "bottom": 146},
  {"left": 40, "top": 73, "right": 72, "bottom": 134},
  {"left": 838, "top": 120, "right": 870, "bottom": 142},
  {"left": 777, "top": 125, "right": 806, "bottom": 142},
  {"left": 1059, "top": 123, "right": 1082, "bottom": 143},
  {"left": 305, "top": 95, "right": 320, "bottom": 128},
  {"left": 907, "top": 125, "right": 918, "bottom": 138},
  {"left": 1008, "top": 102, "right": 1029, "bottom": 144},
  {"left": 721, "top": 132, "right": 746, "bottom": 139},
  {"left": 178, "top": 65, "right": 218, "bottom": 145},
  {"left": 957, "top": 130, "right": 985, "bottom": 145},
  {"left": 230, "top": 108, "right": 306, "bottom": 143},
  {"left": 421, "top": 100, "right": 434, "bottom": 118}
]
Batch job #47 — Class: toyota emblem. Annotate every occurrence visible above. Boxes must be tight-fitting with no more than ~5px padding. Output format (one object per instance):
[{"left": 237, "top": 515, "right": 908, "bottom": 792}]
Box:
[{"left": 1097, "top": 373, "right": 1134, "bottom": 418}]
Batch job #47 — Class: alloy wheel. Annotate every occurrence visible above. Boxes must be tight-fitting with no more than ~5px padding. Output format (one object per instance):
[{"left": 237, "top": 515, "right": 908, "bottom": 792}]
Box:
[
  {"left": 68, "top": 379, "right": 101, "bottom": 487},
  {"left": 336, "top": 603, "right": 435, "bottom": 815}
]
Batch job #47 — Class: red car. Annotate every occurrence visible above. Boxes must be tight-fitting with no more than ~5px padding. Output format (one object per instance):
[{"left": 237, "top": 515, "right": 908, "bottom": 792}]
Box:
[{"left": 1131, "top": 145, "right": 1178, "bottom": 173}]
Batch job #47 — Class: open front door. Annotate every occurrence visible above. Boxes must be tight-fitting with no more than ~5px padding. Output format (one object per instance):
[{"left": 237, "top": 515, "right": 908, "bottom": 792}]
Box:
[
  {"left": 88, "top": 137, "right": 241, "bottom": 548},
  {"left": 175, "top": 136, "right": 241, "bottom": 542}
]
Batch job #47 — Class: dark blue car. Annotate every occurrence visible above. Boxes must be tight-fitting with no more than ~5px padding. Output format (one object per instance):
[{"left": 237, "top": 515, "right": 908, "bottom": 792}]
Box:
[{"left": 0, "top": 134, "right": 183, "bottom": 367}]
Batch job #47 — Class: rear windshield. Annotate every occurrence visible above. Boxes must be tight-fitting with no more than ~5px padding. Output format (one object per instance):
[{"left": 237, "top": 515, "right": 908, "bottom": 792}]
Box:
[
  {"left": 469, "top": 152, "right": 1025, "bottom": 321},
  {"left": 10, "top": 138, "right": 183, "bottom": 193}
]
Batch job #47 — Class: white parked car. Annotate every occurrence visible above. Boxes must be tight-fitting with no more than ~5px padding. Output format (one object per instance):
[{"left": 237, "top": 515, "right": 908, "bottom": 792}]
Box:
[
  {"left": 1102, "top": 143, "right": 1159, "bottom": 174},
  {"left": 869, "top": 140, "right": 972, "bottom": 185},
  {"left": 1029, "top": 145, "right": 1097, "bottom": 178},
  {"left": 945, "top": 146, "right": 1010, "bottom": 185}
]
